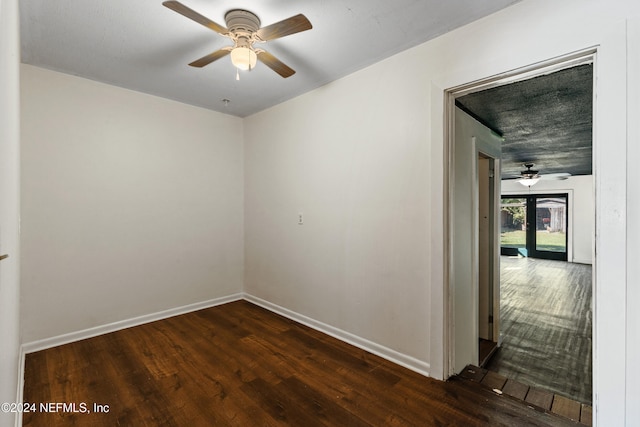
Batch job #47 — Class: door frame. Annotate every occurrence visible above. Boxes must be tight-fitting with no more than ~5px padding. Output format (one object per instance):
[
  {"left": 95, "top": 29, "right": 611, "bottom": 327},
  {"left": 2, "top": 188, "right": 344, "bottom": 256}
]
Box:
[
  {"left": 477, "top": 152, "right": 501, "bottom": 354},
  {"left": 442, "top": 49, "right": 596, "bottom": 378}
]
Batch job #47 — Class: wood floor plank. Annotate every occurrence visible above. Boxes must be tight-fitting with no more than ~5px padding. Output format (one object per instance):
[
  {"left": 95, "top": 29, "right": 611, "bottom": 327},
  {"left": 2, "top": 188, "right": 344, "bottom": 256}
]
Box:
[
  {"left": 551, "top": 395, "right": 581, "bottom": 421},
  {"left": 525, "top": 387, "right": 555, "bottom": 411},
  {"left": 481, "top": 370, "right": 508, "bottom": 390},
  {"left": 502, "top": 379, "right": 530, "bottom": 401},
  {"left": 23, "top": 300, "right": 578, "bottom": 426},
  {"left": 581, "top": 404, "right": 593, "bottom": 426},
  {"left": 459, "top": 365, "right": 487, "bottom": 382}
]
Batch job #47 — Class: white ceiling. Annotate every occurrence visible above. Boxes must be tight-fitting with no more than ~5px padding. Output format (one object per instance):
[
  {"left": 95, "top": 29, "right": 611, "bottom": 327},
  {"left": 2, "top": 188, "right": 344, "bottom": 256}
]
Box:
[{"left": 20, "top": 0, "right": 520, "bottom": 117}]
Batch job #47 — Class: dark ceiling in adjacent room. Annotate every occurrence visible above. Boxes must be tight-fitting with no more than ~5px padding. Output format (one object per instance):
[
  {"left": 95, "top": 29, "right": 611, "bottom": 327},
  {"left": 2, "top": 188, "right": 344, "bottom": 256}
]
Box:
[{"left": 456, "top": 63, "right": 593, "bottom": 180}]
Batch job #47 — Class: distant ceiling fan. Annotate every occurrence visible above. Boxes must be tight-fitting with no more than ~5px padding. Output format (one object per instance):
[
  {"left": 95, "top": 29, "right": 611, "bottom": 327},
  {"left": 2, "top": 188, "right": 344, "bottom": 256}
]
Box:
[
  {"left": 517, "top": 163, "right": 571, "bottom": 187},
  {"left": 163, "top": 1, "right": 312, "bottom": 78}
]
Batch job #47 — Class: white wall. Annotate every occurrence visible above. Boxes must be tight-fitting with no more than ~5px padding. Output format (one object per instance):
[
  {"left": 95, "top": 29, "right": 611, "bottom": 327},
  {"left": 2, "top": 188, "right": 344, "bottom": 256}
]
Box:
[
  {"left": 626, "top": 16, "right": 640, "bottom": 427},
  {"left": 502, "top": 175, "right": 594, "bottom": 264},
  {"left": 245, "top": 0, "right": 639, "bottom": 424},
  {"left": 0, "top": 0, "right": 21, "bottom": 426},
  {"left": 244, "top": 56, "right": 433, "bottom": 370},
  {"left": 20, "top": 65, "right": 245, "bottom": 343}
]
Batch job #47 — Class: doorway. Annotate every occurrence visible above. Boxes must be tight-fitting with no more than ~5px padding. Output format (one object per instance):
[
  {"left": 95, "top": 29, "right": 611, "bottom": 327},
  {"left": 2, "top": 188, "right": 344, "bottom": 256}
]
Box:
[
  {"left": 478, "top": 154, "right": 499, "bottom": 366},
  {"left": 445, "top": 52, "right": 595, "bottom": 402}
]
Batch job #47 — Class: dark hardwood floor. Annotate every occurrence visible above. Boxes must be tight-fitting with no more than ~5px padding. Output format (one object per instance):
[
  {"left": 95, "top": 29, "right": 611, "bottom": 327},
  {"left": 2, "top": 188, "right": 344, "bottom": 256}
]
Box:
[
  {"left": 486, "top": 256, "right": 592, "bottom": 404},
  {"left": 23, "top": 300, "right": 577, "bottom": 426}
]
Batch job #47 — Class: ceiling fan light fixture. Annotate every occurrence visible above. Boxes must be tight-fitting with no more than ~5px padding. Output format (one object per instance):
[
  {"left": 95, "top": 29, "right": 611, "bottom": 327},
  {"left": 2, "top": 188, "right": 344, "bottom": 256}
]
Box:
[
  {"left": 518, "top": 163, "right": 540, "bottom": 187},
  {"left": 518, "top": 177, "right": 540, "bottom": 187},
  {"left": 230, "top": 47, "right": 257, "bottom": 71}
]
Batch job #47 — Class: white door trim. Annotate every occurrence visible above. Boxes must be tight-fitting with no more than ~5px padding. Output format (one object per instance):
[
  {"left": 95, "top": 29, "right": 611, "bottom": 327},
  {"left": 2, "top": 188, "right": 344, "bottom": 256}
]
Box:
[{"left": 441, "top": 48, "right": 597, "bottom": 379}]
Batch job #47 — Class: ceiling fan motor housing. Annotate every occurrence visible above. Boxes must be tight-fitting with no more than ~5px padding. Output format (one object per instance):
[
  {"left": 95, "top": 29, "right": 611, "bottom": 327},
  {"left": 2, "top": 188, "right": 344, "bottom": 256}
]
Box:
[
  {"left": 225, "top": 10, "right": 261, "bottom": 36},
  {"left": 521, "top": 163, "right": 539, "bottom": 178}
]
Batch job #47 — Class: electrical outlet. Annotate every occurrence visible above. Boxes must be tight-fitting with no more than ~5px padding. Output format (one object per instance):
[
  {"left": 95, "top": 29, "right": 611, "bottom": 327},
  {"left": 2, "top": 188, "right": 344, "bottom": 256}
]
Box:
[{"left": 298, "top": 213, "right": 304, "bottom": 225}]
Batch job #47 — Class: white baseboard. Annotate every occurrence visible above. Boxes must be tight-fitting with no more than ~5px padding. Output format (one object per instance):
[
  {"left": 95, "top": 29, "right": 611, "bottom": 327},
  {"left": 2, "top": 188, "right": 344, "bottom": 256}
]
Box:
[
  {"left": 21, "top": 293, "right": 243, "bottom": 354},
  {"left": 243, "top": 293, "right": 431, "bottom": 378},
  {"left": 20, "top": 292, "right": 431, "bottom": 384}
]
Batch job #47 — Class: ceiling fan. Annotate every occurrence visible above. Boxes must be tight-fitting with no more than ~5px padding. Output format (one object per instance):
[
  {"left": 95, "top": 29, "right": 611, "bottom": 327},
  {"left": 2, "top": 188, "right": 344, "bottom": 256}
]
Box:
[
  {"left": 163, "top": 1, "right": 312, "bottom": 78},
  {"left": 517, "top": 163, "right": 571, "bottom": 187}
]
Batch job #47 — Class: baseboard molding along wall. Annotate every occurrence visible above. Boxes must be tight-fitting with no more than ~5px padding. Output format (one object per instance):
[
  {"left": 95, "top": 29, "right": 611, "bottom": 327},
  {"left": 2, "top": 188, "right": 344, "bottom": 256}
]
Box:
[
  {"left": 21, "top": 293, "right": 244, "bottom": 354},
  {"left": 243, "top": 293, "right": 431, "bottom": 378},
  {"left": 19, "top": 292, "right": 431, "bottom": 391}
]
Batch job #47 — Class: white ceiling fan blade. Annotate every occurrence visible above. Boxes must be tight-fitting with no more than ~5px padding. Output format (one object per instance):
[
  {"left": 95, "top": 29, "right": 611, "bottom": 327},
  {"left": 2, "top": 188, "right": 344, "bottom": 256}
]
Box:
[{"left": 540, "top": 172, "right": 571, "bottom": 180}]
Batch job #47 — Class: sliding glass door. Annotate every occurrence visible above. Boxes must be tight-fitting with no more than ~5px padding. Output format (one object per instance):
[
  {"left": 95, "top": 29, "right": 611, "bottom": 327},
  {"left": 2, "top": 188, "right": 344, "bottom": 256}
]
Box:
[{"left": 500, "top": 194, "right": 568, "bottom": 261}]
